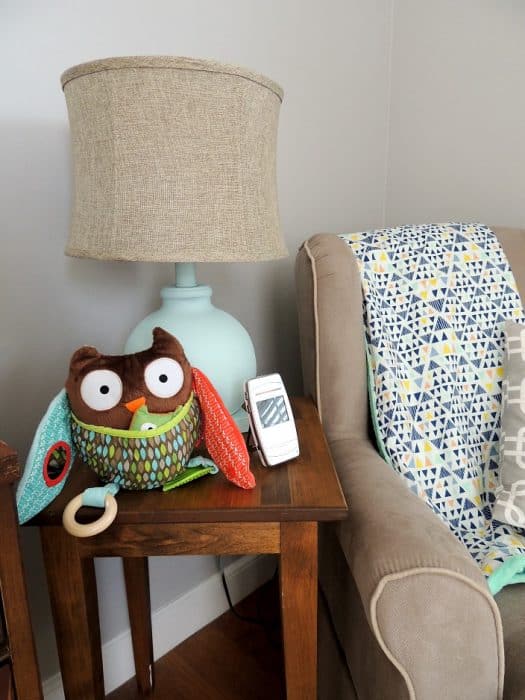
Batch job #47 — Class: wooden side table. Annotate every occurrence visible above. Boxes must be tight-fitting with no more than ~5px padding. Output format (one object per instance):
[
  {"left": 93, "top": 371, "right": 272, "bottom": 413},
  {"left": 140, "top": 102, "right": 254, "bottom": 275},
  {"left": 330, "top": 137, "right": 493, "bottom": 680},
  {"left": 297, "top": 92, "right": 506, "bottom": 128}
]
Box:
[
  {"left": 34, "top": 397, "right": 347, "bottom": 699},
  {"left": 0, "top": 442, "right": 43, "bottom": 700}
]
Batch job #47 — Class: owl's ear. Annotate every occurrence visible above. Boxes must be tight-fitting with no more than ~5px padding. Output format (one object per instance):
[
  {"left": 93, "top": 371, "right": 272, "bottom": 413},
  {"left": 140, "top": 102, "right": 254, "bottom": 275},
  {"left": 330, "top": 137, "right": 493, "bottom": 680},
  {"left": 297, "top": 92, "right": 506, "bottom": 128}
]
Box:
[
  {"left": 69, "top": 346, "right": 100, "bottom": 372},
  {"left": 151, "top": 327, "right": 186, "bottom": 355},
  {"left": 152, "top": 327, "right": 177, "bottom": 347}
]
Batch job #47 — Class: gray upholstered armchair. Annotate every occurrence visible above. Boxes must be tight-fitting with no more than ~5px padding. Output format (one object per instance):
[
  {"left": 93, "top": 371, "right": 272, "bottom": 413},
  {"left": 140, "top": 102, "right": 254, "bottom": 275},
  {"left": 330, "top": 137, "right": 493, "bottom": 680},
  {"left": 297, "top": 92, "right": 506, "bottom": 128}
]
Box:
[{"left": 295, "top": 228, "right": 525, "bottom": 700}]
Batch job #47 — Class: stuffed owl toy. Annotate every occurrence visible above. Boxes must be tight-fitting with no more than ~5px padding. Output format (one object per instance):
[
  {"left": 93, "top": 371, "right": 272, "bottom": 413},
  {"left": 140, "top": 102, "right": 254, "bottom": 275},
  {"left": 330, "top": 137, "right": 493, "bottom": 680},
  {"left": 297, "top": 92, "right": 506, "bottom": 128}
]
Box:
[{"left": 17, "top": 328, "right": 254, "bottom": 524}]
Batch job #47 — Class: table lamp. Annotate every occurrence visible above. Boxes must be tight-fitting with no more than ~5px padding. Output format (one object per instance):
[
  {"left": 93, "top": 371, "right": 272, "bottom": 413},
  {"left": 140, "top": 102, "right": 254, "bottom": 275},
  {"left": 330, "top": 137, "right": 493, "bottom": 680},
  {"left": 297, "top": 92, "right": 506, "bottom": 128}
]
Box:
[{"left": 61, "top": 56, "right": 286, "bottom": 431}]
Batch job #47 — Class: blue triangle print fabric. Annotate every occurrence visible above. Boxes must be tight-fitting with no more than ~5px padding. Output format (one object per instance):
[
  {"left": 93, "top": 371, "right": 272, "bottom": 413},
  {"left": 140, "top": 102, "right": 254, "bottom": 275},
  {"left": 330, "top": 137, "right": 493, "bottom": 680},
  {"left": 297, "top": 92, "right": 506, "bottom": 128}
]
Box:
[{"left": 339, "top": 223, "right": 525, "bottom": 594}]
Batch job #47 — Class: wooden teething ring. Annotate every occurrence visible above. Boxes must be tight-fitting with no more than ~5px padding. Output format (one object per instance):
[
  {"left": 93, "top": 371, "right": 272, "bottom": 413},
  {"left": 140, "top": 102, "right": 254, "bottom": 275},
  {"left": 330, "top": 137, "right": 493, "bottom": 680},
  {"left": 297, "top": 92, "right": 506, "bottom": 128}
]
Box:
[{"left": 62, "top": 493, "right": 118, "bottom": 537}]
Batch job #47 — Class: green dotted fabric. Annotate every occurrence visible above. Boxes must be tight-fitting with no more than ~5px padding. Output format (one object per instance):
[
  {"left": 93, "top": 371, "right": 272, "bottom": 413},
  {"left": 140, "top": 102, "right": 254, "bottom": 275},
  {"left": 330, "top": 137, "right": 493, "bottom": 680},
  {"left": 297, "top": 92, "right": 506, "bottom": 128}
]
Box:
[{"left": 71, "top": 396, "right": 200, "bottom": 490}]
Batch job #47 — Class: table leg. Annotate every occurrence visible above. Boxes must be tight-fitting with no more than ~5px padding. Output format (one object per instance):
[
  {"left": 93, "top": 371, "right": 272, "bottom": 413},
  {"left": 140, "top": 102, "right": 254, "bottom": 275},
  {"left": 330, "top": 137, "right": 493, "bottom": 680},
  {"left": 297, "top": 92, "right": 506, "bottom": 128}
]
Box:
[
  {"left": 0, "top": 484, "right": 42, "bottom": 699},
  {"left": 123, "top": 557, "right": 155, "bottom": 695},
  {"left": 40, "top": 527, "right": 104, "bottom": 700},
  {"left": 279, "top": 521, "right": 318, "bottom": 700}
]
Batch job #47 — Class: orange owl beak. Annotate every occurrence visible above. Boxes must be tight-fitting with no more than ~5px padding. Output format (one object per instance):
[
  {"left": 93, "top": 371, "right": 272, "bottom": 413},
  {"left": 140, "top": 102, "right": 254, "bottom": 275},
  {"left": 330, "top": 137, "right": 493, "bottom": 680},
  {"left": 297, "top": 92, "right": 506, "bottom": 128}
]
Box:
[{"left": 124, "top": 396, "right": 146, "bottom": 413}]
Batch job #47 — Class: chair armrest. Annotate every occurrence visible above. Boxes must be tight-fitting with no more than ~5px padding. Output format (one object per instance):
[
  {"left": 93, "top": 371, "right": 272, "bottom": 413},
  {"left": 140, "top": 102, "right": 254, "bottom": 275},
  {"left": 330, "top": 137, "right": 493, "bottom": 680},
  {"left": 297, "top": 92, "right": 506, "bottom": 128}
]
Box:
[{"left": 329, "top": 437, "right": 504, "bottom": 700}]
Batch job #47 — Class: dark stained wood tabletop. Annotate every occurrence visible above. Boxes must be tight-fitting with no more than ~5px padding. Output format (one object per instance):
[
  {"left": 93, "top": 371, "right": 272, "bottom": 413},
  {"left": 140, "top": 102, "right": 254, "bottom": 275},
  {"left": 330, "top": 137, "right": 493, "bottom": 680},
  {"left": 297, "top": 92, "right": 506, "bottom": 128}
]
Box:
[{"left": 32, "top": 397, "right": 347, "bottom": 526}]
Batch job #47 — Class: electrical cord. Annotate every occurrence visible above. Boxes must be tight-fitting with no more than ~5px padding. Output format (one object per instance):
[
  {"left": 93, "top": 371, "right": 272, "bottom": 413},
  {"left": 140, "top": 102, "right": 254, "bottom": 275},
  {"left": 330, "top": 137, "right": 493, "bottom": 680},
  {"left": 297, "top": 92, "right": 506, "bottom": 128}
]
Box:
[
  {"left": 219, "top": 557, "right": 281, "bottom": 648},
  {"left": 221, "top": 569, "right": 264, "bottom": 625}
]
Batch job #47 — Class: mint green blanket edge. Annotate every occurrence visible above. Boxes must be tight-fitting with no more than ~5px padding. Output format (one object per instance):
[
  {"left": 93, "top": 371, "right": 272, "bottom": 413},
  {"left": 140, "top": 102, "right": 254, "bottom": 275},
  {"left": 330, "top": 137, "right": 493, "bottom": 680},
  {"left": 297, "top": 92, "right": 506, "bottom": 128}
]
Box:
[
  {"left": 488, "top": 555, "right": 525, "bottom": 595},
  {"left": 365, "top": 341, "right": 390, "bottom": 464}
]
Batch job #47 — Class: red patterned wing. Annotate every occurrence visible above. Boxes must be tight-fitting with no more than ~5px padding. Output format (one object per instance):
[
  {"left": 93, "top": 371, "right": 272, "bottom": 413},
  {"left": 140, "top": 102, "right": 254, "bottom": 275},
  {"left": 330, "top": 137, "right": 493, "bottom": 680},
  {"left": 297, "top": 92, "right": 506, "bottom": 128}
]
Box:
[{"left": 192, "top": 368, "right": 255, "bottom": 489}]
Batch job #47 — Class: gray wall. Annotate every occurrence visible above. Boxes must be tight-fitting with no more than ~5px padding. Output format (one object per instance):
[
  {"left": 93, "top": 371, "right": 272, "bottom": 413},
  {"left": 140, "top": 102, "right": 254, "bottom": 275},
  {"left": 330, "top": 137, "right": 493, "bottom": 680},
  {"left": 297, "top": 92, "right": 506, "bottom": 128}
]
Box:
[
  {"left": 385, "top": 0, "right": 525, "bottom": 227},
  {"left": 1, "top": 0, "right": 391, "bottom": 682}
]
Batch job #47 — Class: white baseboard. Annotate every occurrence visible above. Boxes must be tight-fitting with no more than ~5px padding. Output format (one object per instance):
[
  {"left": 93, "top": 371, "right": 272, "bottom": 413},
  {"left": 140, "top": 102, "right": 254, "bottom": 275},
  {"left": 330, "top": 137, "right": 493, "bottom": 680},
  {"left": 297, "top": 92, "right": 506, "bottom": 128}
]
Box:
[{"left": 43, "top": 554, "right": 277, "bottom": 700}]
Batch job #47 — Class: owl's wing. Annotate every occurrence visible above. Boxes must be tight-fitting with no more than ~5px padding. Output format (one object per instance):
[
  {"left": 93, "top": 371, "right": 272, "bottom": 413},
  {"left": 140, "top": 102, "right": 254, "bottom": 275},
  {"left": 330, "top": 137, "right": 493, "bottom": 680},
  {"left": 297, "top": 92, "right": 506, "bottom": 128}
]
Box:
[
  {"left": 192, "top": 368, "right": 255, "bottom": 489},
  {"left": 16, "top": 389, "right": 75, "bottom": 523}
]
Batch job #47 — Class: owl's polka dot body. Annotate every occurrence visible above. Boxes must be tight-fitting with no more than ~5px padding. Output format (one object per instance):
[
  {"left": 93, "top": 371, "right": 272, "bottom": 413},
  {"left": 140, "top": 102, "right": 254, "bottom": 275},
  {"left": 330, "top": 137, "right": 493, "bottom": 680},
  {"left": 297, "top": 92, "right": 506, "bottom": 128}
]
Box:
[{"left": 70, "top": 395, "right": 201, "bottom": 489}]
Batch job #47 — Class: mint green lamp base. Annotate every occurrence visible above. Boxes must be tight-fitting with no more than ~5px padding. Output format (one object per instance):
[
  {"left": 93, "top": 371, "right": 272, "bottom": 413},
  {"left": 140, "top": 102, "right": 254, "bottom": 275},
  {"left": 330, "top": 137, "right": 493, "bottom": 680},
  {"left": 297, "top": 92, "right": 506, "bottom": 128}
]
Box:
[{"left": 125, "top": 264, "right": 255, "bottom": 433}]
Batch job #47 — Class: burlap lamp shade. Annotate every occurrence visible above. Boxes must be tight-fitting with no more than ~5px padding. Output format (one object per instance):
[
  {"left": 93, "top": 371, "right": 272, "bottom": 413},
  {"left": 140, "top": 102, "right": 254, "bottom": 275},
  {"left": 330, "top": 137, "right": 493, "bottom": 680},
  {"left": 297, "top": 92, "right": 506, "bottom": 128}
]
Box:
[
  {"left": 61, "top": 56, "right": 286, "bottom": 262},
  {"left": 61, "top": 56, "right": 286, "bottom": 430}
]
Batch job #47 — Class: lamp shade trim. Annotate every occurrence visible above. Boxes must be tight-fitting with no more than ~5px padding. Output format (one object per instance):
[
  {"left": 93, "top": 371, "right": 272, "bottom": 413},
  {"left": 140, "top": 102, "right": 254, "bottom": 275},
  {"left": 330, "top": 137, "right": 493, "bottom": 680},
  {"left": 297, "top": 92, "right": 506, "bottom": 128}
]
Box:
[
  {"left": 61, "top": 55, "right": 283, "bottom": 101},
  {"left": 64, "top": 246, "right": 288, "bottom": 263}
]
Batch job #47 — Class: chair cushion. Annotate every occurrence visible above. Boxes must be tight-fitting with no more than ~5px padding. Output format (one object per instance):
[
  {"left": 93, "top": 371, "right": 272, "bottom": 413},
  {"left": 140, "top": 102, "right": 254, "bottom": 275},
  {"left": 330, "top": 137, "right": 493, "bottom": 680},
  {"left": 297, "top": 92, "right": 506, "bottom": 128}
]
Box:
[{"left": 495, "top": 583, "right": 525, "bottom": 699}]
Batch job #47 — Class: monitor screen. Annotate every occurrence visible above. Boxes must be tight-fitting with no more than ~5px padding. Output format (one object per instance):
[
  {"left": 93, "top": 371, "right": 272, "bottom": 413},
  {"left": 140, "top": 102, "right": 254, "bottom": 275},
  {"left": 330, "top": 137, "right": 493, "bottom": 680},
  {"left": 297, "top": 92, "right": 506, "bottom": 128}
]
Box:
[{"left": 256, "top": 395, "right": 290, "bottom": 428}]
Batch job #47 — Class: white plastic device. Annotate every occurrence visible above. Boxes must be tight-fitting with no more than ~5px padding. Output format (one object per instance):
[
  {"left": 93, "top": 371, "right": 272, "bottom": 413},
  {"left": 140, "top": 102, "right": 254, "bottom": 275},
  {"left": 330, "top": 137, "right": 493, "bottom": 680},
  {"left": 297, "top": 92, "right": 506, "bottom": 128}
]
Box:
[{"left": 244, "top": 373, "right": 299, "bottom": 467}]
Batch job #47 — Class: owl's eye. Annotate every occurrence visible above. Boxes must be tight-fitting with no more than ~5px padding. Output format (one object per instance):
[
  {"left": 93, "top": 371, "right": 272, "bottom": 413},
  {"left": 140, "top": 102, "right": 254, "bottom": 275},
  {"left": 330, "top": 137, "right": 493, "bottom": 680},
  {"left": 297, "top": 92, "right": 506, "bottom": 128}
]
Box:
[
  {"left": 140, "top": 422, "right": 157, "bottom": 431},
  {"left": 144, "top": 358, "right": 184, "bottom": 398},
  {"left": 80, "top": 370, "right": 123, "bottom": 411}
]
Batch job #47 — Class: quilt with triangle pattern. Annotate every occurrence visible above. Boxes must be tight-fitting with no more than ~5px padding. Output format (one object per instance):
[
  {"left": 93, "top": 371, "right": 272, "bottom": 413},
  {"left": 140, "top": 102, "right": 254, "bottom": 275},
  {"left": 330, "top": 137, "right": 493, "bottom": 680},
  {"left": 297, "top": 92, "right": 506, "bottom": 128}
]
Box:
[{"left": 340, "top": 223, "right": 525, "bottom": 594}]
